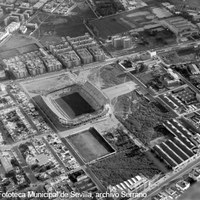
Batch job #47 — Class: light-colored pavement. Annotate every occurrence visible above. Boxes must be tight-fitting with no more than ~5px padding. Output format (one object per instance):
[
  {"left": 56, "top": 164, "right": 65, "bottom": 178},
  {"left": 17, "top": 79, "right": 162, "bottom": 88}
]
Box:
[{"left": 102, "top": 81, "right": 138, "bottom": 100}]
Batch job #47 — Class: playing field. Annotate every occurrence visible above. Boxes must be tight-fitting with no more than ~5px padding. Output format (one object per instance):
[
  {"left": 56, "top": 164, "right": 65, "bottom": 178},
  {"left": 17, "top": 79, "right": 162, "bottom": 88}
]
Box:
[
  {"left": 90, "top": 8, "right": 156, "bottom": 39},
  {"left": 68, "top": 128, "right": 115, "bottom": 163},
  {"left": 55, "top": 92, "right": 95, "bottom": 119}
]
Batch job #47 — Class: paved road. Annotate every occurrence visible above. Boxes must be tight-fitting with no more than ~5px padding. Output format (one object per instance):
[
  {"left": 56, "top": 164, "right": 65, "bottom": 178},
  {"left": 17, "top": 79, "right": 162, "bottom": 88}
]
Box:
[{"left": 141, "top": 155, "right": 200, "bottom": 200}]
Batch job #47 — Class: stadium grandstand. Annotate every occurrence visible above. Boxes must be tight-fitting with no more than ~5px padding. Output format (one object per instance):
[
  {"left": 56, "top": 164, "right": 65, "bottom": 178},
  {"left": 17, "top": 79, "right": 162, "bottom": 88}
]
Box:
[{"left": 32, "top": 81, "right": 109, "bottom": 131}]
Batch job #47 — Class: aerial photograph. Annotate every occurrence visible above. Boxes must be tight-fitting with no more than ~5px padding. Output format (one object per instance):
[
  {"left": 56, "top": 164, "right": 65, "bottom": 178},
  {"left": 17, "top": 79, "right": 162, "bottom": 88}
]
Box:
[{"left": 1, "top": 0, "right": 200, "bottom": 199}]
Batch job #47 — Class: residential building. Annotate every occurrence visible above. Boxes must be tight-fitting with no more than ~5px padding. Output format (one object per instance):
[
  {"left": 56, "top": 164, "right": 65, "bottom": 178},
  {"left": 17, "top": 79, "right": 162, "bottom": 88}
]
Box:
[
  {"left": 112, "top": 35, "right": 132, "bottom": 49},
  {"left": 175, "top": 180, "right": 190, "bottom": 191},
  {"left": 88, "top": 46, "right": 105, "bottom": 61},
  {"left": 58, "top": 50, "right": 81, "bottom": 68},
  {"left": 5, "top": 21, "right": 20, "bottom": 33},
  {"left": 122, "top": 36, "right": 132, "bottom": 49},
  {"left": 77, "top": 48, "right": 93, "bottom": 64}
]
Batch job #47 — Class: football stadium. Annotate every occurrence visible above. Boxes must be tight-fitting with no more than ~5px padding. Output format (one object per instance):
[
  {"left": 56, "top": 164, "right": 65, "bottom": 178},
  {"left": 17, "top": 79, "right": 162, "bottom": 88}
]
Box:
[{"left": 32, "top": 81, "right": 109, "bottom": 131}]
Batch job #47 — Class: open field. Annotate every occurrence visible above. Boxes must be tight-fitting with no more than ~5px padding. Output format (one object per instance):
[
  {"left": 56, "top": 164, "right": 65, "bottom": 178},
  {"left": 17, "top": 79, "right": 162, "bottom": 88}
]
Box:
[
  {"left": 0, "top": 35, "right": 39, "bottom": 55},
  {"left": 0, "top": 43, "right": 39, "bottom": 60},
  {"left": 68, "top": 128, "right": 115, "bottom": 163},
  {"left": 168, "top": 0, "right": 200, "bottom": 9},
  {"left": 87, "top": 64, "right": 132, "bottom": 89},
  {"left": 20, "top": 73, "right": 74, "bottom": 97},
  {"left": 32, "top": 2, "right": 97, "bottom": 45}
]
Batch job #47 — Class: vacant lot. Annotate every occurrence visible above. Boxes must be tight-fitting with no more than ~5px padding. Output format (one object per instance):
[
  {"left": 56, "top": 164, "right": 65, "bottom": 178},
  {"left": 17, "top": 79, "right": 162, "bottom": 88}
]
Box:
[
  {"left": 68, "top": 128, "right": 115, "bottom": 163},
  {"left": 88, "top": 64, "right": 132, "bottom": 89},
  {"left": 33, "top": 3, "right": 97, "bottom": 43},
  {"left": 20, "top": 73, "right": 74, "bottom": 97},
  {"left": 0, "top": 35, "right": 39, "bottom": 57},
  {"left": 90, "top": 146, "right": 161, "bottom": 186}
]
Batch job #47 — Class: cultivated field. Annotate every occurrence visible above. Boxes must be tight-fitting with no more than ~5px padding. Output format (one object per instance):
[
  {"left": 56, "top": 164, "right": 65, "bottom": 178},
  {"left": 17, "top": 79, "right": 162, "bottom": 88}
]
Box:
[{"left": 68, "top": 128, "right": 115, "bottom": 163}]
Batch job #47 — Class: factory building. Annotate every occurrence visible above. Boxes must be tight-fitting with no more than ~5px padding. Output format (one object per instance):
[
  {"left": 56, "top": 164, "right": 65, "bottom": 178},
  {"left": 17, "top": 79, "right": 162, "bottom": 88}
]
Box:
[
  {"left": 109, "top": 174, "right": 150, "bottom": 195},
  {"left": 160, "top": 17, "right": 199, "bottom": 37},
  {"left": 154, "top": 119, "right": 197, "bottom": 169}
]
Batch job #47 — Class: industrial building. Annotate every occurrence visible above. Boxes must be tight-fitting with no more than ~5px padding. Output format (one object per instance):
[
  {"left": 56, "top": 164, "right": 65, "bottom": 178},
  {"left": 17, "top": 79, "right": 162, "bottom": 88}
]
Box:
[
  {"left": 154, "top": 119, "right": 197, "bottom": 169},
  {"left": 109, "top": 174, "right": 150, "bottom": 195},
  {"left": 160, "top": 17, "right": 199, "bottom": 37}
]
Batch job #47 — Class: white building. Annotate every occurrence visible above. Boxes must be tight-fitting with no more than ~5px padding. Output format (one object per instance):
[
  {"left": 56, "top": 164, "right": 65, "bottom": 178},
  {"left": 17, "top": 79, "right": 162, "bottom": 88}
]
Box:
[
  {"left": 5, "top": 22, "right": 20, "bottom": 33},
  {"left": 0, "top": 31, "right": 9, "bottom": 42}
]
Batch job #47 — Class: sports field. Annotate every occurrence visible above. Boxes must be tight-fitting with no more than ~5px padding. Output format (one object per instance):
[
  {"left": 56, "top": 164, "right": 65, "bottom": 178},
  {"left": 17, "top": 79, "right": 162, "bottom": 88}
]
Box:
[
  {"left": 68, "top": 128, "right": 115, "bottom": 163},
  {"left": 90, "top": 8, "right": 156, "bottom": 38},
  {"left": 55, "top": 92, "right": 95, "bottom": 119}
]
